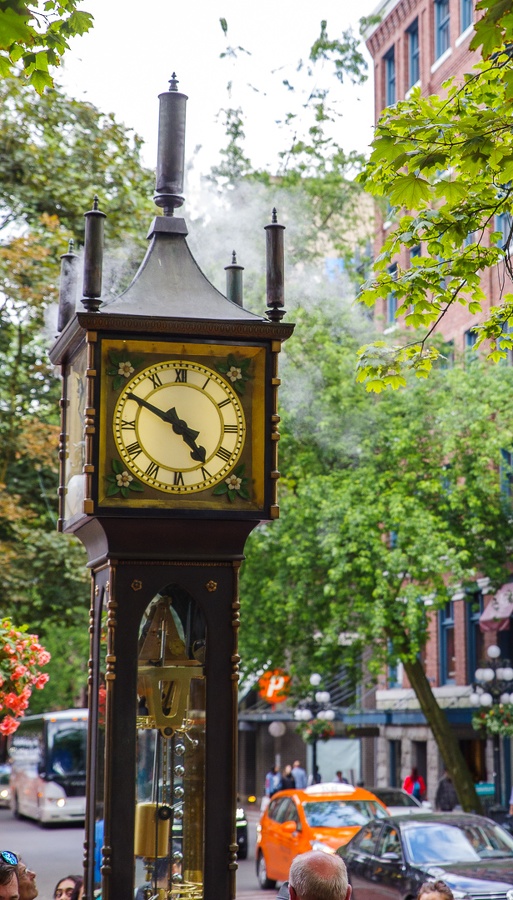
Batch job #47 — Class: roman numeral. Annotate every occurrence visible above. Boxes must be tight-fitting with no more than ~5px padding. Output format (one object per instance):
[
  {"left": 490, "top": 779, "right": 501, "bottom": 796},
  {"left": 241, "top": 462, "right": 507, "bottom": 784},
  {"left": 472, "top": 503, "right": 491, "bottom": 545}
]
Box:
[
  {"left": 216, "top": 446, "right": 231, "bottom": 462},
  {"left": 224, "top": 424, "right": 238, "bottom": 433},
  {"left": 218, "top": 398, "right": 231, "bottom": 408},
  {"left": 121, "top": 419, "right": 136, "bottom": 429},
  {"left": 173, "top": 471, "right": 184, "bottom": 486},
  {"left": 126, "top": 441, "right": 142, "bottom": 459},
  {"left": 175, "top": 368, "right": 188, "bottom": 382},
  {"left": 202, "top": 377, "right": 211, "bottom": 390},
  {"left": 145, "top": 461, "right": 160, "bottom": 479},
  {"left": 201, "top": 466, "right": 212, "bottom": 481},
  {"left": 148, "top": 372, "right": 162, "bottom": 389}
]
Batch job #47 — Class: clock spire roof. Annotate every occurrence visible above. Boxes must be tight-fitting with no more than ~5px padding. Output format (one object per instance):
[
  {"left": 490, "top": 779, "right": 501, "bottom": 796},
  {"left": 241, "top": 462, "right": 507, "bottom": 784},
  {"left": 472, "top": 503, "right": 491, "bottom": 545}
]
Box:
[{"left": 96, "top": 77, "right": 266, "bottom": 324}]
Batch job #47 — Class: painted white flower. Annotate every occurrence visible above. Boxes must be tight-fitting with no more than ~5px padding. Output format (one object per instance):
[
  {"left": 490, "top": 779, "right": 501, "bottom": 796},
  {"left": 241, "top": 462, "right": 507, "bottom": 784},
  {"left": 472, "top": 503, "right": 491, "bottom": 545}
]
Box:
[
  {"left": 116, "top": 471, "right": 133, "bottom": 487},
  {"left": 226, "top": 474, "right": 242, "bottom": 491},
  {"left": 227, "top": 366, "right": 242, "bottom": 383},
  {"left": 118, "top": 361, "right": 134, "bottom": 377}
]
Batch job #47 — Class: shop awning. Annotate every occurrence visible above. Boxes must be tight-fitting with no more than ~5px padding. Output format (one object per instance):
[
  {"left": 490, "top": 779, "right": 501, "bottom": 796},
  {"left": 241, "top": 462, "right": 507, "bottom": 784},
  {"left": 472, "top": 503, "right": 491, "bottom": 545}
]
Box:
[{"left": 479, "top": 583, "right": 513, "bottom": 632}]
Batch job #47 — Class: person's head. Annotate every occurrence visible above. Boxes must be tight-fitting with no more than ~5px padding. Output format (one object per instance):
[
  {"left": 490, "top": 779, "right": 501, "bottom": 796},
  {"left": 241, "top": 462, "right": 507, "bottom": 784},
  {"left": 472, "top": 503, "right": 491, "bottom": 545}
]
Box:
[
  {"left": 16, "top": 860, "right": 37, "bottom": 900},
  {"left": 53, "top": 877, "right": 82, "bottom": 900},
  {"left": 284, "top": 765, "right": 292, "bottom": 775},
  {"left": 0, "top": 853, "right": 19, "bottom": 900},
  {"left": 411, "top": 767, "right": 419, "bottom": 779},
  {"left": 336, "top": 771, "right": 342, "bottom": 778},
  {"left": 289, "top": 851, "right": 351, "bottom": 900},
  {"left": 418, "top": 881, "right": 454, "bottom": 900},
  {"left": 293, "top": 760, "right": 301, "bottom": 768},
  {"left": 69, "top": 882, "right": 83, "bottom": 900}
]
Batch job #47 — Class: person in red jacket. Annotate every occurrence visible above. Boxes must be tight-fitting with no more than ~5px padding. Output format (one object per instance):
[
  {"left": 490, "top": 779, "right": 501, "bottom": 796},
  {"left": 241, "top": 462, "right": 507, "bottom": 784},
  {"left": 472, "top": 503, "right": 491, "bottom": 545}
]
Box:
[{"left": 402, "top": 767, "right": 426, "bottom": 801}]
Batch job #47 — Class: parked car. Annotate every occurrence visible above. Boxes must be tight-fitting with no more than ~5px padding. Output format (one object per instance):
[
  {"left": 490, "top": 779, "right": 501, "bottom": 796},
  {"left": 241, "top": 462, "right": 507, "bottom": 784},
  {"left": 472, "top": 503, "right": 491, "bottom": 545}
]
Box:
[
  {"left": 367, "top": 786, "right": 432, "bottom": 815},
  {"left": 337, "top": 811, "right": 513, "bottom": 900},
  {"left": 256, "top": 782, "right": 388, "bottom": 889},
  {"left": 237, "top": 805, "right": 248, "bottom": 859},
  {"left": 0, "top": 765, "right": 11, "bottom": 808}
]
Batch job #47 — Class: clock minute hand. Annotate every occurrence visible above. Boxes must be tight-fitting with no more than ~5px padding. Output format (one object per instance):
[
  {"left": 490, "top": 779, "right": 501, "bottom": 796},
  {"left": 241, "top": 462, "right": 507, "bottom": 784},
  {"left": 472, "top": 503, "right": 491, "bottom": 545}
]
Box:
[{"left": 127, "top": 394, "right": 206, "bottom": 463}]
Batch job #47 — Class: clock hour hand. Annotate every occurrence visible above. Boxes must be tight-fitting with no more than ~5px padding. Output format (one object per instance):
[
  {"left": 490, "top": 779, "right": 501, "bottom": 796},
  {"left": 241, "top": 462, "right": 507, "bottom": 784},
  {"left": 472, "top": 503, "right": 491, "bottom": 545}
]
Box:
[{"left": 127, "top": 393, "right": 206, "bottom": 463}]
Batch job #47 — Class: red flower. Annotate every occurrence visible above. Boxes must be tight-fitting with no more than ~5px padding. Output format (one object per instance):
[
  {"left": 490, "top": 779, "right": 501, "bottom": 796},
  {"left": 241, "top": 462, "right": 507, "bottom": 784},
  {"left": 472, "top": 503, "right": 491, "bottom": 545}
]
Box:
[{"left": 0, "top": 716, "right": 20, "bottom": 735}]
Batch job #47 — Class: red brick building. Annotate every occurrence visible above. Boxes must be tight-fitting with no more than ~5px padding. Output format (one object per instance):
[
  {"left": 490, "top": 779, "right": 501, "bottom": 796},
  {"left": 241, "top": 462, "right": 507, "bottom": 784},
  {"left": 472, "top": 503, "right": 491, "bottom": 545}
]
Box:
[
  {"left": 360, "top": 0, "right": 513, "bottom": 805},
  {"left": 365, "top": 0, "right": 511, "bottom": 354}
]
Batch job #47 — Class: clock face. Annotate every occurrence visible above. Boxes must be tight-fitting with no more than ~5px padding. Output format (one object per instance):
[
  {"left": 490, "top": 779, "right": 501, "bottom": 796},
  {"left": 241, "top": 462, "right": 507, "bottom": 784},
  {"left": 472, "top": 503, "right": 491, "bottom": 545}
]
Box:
[
  {"left": 113, "top": 360, "right": 246, "bottom": 493},
  {"left": 63, "top": 344, "right": 87, "bottom": 523}
]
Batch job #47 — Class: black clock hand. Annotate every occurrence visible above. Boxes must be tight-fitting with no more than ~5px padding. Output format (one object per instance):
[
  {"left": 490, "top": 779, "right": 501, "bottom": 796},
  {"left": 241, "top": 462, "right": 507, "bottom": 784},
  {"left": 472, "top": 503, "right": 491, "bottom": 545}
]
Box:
[{"left": 127, "top": 393, "right": 206, "bottom": 463}]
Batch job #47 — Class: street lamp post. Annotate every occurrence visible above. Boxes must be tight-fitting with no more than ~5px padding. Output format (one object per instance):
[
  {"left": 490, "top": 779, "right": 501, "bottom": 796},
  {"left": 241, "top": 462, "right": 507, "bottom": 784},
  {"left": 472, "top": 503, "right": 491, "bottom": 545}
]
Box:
[
  {"left": 470, "top": 644, "right": 513, "bottom": 806},
  {"left": 293, "top": 673, "right": 335, "bottom": 782}
]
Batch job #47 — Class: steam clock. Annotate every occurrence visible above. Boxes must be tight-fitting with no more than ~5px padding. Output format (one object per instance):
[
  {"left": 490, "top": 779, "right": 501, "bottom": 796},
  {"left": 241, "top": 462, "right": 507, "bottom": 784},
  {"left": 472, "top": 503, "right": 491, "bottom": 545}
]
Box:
[{"left": 49, "top": 78, "right": 293, "bottom": 900}]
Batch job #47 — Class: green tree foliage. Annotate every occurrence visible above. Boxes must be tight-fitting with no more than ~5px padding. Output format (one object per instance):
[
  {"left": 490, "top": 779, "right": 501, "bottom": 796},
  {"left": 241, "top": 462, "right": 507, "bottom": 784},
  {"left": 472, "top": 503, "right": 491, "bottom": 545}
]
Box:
[
  {"left": 0, "top": 0, "right": 93, "bottom": 93},
  {"left": 210, "top": 18, "right": 373, "bottom": 271},
  {"left": 0, "top": 76, "right": 155, "bottom": 708},
  {"left": 0, "top": 76, "right": 155, "bottom": 242},
  {"left": 355, "top": 0, "right": 513, "bottom": 388},
  {"left": 240, "top": 302, "right": 513, "bottom": 809}
]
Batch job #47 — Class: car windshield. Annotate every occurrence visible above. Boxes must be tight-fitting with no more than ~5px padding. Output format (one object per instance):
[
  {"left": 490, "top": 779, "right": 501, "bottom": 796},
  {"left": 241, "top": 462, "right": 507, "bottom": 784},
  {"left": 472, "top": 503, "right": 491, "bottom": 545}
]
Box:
[
  {"left": 378, "top": 791, "right": 418, "bottom": 808},
  {"left": 403, "top": 822, "right": 513, "bottom": 864},
  {"left": 303, "top": 800, "right": 387, "bottom": 828}
]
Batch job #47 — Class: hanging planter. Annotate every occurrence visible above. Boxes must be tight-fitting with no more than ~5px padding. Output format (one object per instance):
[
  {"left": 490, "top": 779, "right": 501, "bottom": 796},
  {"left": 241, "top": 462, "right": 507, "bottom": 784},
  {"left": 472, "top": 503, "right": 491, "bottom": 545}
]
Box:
[
  {"left": 472, "top": 704, "right": 513, "bottom": 738},
  {"left": 0, "top": 618, "right": 51, "bottom": 735},
  {"left": 296, "top": 718, "right": 335, "bottom": 744}
]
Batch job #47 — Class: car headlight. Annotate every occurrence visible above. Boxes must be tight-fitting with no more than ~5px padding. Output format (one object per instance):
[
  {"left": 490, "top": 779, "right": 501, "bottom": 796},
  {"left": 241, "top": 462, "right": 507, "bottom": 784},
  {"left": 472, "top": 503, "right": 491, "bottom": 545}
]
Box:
[
  {"left": 0, "top": 790, "right": 9, "bottom": 799},
  {"left": 236, "top": 807, "right": 246, "bottom": 822},
  {"left": 310, "top": 840, "right": 335, "bottom": 854}
]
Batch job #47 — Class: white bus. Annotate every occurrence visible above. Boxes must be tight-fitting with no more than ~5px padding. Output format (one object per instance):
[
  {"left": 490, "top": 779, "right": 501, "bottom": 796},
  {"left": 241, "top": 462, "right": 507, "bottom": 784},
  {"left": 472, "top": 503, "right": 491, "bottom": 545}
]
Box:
[{"left": 8, "top": 709, "right": 88, "bottom": 825}]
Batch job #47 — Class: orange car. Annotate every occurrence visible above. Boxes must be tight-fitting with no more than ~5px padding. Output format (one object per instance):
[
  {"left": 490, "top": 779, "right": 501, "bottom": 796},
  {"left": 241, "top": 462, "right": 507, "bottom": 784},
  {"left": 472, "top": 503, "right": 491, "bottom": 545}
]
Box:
[{"left": 256, "top": 782, "right": 389, "bottom": 888}]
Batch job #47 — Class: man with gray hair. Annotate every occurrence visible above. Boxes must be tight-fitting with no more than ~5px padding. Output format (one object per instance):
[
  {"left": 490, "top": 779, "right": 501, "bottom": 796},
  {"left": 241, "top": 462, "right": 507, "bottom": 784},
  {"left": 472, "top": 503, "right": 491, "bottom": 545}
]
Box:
[{"left": 287, "top": 851, "right": 351, "bottom": 900}]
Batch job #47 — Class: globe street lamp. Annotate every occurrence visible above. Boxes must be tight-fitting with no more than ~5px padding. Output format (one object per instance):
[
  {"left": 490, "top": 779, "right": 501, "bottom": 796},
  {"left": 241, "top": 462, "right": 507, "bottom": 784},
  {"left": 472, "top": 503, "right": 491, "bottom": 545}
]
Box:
[
  {"left": 294, "top": 673, "right": 335, "bottom": 782},
  {"left": 470, "top": 644, "right": 513, "bottom": 806}
]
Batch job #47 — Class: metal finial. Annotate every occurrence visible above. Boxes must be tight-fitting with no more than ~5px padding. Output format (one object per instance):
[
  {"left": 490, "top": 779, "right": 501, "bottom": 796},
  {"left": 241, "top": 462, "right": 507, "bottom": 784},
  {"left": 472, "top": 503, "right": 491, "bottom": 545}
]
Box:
[
  {"left": 265, "top": 212, "right": 286, "bottom": 321},
  {"left": 93, "top": 194, "right": 99, "bottom": 210},
  {"left": 225, "top": 250, "right": 244, "bottom": 307},
  {"left": 68, "top": 239, "right": 74, "bottom": 252},
  {"left": 154, "top": 77, "right": 187, "bottom": 214}
]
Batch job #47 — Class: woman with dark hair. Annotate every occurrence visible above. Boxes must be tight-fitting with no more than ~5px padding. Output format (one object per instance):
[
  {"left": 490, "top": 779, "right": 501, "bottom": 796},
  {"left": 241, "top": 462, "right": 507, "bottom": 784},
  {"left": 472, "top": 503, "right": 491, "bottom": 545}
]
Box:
[
  {"left": 417, "top": 880, "right": 455, "bottom": 900},
  {"left": 53, "top": 876, "right": 82, "bottom": 900},
  {"left": 402, "top": 767, "right": 426, "bottom": 801}
]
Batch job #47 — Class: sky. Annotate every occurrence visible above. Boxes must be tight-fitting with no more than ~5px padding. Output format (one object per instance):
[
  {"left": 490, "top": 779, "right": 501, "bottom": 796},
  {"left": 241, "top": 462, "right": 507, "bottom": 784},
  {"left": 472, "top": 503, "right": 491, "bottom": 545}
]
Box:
[{"left": 59, "top": 0, "right": 379, "bottom": 180}]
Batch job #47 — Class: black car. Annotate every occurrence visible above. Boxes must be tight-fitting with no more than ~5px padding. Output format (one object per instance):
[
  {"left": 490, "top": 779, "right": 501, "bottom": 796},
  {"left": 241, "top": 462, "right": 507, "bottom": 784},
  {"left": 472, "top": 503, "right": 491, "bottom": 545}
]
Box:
[
  {"left": 236, "top": 805, "right": 248, "bottom": 859},
  {"left": 337, "top": 812, "right": 513, "bottom": 900}
]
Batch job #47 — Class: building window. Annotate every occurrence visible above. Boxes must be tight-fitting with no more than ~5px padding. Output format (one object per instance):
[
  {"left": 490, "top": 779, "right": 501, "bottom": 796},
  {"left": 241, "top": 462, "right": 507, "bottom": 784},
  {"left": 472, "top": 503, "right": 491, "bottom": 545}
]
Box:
[
  {"left": 461, "top": 0, "right": 473, "bottom": 32},
  {"left": 435, "top": 0, "right": 450, "bottom": 59},
  {"left": 440, "top": 601, "right": 456, "bottom": 684},
  {"left": 500, "top": 449, "right": 513, "bottom": 501},
  {"left": 408, "top": 20, "right": 420, "bottom": 87},
  {"left": 464, "top": 328, "right": 478, "bottom": 357},
  {"left": 387, "top": 263, "right": 398, "bottom": 323},
  {"left": 495, "top": 212, "right": 513, "bottom": 251},
  {"left": 499, "top": 320, "right": 513, "bottom": 365},
  {"left": 409, "top": 244, "right": 421, "bottom": 264},
  {"left": 467, "top": 590, "right": 484, "bottom": 682},
  {"left": 384, "top": 47, "right": 396, "bottom": 106}
]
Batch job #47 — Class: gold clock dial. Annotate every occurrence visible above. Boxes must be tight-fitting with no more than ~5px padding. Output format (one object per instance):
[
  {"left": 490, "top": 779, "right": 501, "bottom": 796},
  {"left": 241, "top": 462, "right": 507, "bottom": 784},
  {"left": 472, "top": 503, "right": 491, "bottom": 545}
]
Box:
[{"left": 113, "top": 360, "right": 246, "bottom": 493}]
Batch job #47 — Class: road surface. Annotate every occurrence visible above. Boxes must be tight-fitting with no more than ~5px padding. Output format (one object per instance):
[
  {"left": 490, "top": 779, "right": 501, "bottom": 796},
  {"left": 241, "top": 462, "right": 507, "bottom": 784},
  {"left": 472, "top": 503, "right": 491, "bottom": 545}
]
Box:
[{"left": 0, "top": 807, "right": 266, "bottom": 900}]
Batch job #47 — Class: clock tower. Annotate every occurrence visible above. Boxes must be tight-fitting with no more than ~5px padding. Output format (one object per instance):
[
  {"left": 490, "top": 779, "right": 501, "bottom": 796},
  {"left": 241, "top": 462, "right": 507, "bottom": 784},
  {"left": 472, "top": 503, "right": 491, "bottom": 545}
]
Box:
[{"left": 49, "top": 77, "right": 293, "bottom": 900}]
